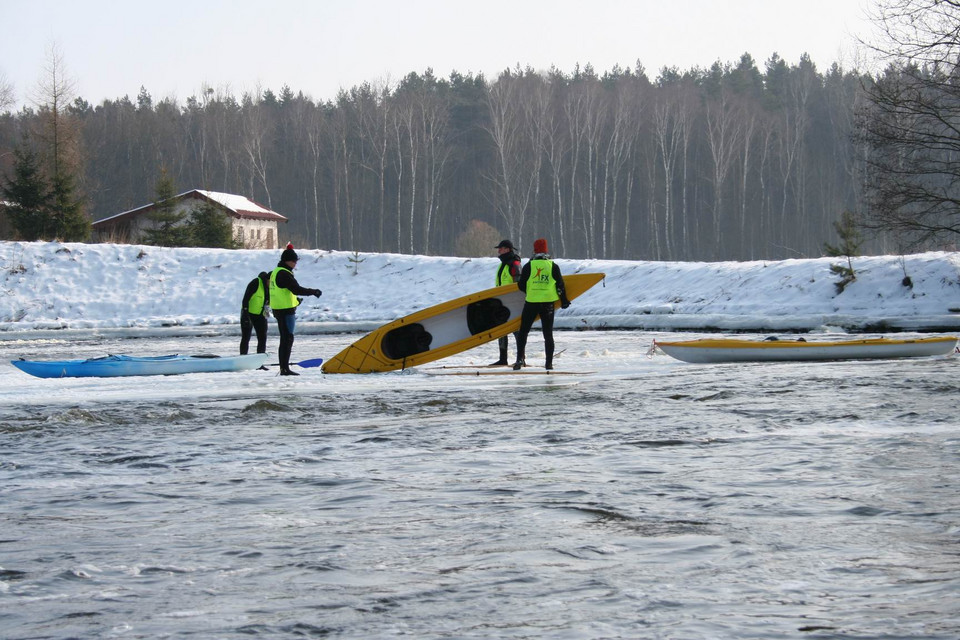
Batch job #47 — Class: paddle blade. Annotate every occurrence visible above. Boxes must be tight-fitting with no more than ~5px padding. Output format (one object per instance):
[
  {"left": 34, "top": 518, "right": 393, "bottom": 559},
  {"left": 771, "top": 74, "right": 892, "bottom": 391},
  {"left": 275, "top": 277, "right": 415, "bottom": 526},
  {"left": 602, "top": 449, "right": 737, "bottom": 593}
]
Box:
[{"left": 295, "top": 358, "right": 324, "bottom": 368}]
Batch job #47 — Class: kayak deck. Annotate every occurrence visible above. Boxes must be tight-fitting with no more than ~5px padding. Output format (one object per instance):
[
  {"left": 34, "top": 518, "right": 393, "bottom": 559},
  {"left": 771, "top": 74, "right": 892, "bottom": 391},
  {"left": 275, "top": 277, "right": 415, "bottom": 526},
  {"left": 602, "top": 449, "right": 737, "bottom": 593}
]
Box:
[
  {"left": 11, "top": 353, "right": 268, "bottom": 378},
  {"left": 322, "top": 272, "right": 605, "bottom": 373},
  {"left": 655, "top": 336, "right": 958, "bottom": 364}
]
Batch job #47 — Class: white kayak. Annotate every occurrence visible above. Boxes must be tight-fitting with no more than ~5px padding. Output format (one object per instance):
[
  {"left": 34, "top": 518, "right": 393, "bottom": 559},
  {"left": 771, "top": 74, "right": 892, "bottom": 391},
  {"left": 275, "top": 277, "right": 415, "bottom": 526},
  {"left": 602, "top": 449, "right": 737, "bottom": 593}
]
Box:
[
  {"left": 655, "top": 336, "right": 958, "bottom": 364},
  {"left": 11, "top": 353, "right": 269, "bottom": 378}
]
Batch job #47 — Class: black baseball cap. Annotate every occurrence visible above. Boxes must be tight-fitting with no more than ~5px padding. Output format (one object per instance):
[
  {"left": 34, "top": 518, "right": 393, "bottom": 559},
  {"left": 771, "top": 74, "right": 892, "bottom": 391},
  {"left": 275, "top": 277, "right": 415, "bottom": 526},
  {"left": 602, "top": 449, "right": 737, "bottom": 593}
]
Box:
[{"left": 495, "top": 239, "right": 514, "bottom": 250}]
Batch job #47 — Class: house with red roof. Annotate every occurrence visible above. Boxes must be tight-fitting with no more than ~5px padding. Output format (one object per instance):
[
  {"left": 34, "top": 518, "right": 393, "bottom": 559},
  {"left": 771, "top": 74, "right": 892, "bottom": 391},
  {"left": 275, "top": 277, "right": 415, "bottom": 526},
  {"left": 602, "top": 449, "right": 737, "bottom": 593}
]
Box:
[{"left": 92, "top": 189, "right": 288, "bottom": 248}]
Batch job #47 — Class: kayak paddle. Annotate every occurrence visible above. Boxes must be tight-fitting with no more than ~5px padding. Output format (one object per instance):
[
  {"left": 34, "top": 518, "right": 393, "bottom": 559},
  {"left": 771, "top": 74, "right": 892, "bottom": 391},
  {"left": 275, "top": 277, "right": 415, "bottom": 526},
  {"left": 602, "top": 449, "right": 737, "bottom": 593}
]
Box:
[{"left": 267, "top": 357, "right": 324, "bottom": 368}]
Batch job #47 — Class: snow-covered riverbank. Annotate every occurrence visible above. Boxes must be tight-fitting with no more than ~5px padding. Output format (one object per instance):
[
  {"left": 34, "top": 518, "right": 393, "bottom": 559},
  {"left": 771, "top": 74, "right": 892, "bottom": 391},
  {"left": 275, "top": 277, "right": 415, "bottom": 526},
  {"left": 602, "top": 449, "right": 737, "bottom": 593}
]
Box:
[{"left": 3, "top": 241, "right": 960, "bottom": 334}]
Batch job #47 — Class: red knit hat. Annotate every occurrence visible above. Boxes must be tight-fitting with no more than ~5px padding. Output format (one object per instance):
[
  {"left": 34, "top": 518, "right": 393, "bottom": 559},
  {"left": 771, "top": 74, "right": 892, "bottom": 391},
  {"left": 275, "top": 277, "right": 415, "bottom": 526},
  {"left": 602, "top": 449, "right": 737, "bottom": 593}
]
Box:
[{"left": 533, "top": 238, "right": 548, "bottom": 254}]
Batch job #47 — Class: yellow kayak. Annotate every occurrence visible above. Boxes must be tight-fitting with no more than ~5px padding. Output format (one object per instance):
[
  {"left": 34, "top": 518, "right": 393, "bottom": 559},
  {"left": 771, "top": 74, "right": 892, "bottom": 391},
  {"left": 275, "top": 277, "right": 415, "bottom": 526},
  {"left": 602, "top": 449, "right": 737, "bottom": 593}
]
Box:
[
  {"left": 656, "top": 336, "right": 958, "bottom": 364},
  {"left": 322, "top": 272, "right": 605, "bottom": 373}
]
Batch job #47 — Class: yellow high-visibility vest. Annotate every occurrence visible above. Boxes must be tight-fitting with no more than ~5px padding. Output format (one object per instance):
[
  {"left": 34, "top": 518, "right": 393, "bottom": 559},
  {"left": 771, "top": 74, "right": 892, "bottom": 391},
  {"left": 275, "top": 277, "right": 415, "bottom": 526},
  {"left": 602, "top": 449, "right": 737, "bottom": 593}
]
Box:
[
  {"left": 525, "top": 259, "right": 559, "bottom": 303},
  {"left": 269, "top": 267, "right": 299, "bottom": 310},
  {"left": 247, "top": 277, "right": 266, "bottom": 315},
  {"left": 497, "top": 259, "right": 519, "bottom": 287}
]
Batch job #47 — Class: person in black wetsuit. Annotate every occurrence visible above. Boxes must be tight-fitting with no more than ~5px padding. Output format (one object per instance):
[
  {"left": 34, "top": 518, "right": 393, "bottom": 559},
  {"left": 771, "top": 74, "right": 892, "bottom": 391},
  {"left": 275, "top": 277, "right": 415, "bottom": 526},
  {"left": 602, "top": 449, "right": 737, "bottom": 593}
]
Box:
[
  {"left": 491, "top": 239, "right": 522, "bottom": 366},
  {"left": 269, "top": 244, "right": 321, "bottom": 376},
  {"left": 514, "top": 238, "right": 570, "bottom": 371},
  {"left": 240, "top": 271, "right": 270, "bottom": 356}
]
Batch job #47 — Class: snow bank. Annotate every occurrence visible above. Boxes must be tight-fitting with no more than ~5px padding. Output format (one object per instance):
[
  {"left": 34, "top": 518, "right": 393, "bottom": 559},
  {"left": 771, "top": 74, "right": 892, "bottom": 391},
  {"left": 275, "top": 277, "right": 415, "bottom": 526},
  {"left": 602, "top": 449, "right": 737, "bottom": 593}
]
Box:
[{"left": 2, "top": 241, "right": 960, "bottom": 333}]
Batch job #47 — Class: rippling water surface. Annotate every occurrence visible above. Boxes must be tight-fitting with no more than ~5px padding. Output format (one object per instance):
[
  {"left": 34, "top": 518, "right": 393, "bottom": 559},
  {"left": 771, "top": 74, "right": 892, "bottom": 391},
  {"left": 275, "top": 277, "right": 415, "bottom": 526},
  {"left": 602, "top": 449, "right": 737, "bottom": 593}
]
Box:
[{"left": 2, "top": 331, "right": 959, "bottom": 639}]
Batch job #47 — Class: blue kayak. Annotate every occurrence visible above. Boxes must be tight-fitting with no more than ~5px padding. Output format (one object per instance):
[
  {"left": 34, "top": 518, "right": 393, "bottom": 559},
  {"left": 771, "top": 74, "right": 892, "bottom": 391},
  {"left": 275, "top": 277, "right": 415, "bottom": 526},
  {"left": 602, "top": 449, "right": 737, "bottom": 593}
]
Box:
[{"left": 11, "top": 353, "right": 269, "bottom": 378}]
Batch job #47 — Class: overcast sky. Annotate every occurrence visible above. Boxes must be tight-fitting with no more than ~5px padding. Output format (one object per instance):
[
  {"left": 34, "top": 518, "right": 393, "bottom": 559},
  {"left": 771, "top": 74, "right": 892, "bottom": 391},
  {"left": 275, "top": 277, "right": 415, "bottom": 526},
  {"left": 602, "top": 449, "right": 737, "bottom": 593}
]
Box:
[{"left": 2, "top": 0, "right": 876, "bottom": 109}]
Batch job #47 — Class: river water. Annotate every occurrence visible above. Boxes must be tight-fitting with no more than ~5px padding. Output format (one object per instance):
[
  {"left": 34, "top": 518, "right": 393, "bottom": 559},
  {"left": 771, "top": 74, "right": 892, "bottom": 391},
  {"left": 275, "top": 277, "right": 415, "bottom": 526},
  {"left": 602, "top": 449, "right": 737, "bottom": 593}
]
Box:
[{"left": 1, "top": 330, "right": 959, "bottom": 639}]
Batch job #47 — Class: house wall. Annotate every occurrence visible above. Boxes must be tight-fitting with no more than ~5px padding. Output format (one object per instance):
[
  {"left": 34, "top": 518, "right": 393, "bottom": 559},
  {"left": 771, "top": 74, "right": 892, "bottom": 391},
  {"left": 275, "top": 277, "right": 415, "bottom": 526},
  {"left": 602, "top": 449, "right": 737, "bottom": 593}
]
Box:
[{"left": 233, "top": 218, "right": 278, "bottom": 249}]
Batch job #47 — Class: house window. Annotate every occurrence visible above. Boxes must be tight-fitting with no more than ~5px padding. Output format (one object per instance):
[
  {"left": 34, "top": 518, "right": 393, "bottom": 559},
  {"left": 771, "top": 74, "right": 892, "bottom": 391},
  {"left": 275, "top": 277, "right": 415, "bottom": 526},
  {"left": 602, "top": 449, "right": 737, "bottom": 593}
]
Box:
[{"left": 267, "top": 228, "right": 274, "bottom": 247}]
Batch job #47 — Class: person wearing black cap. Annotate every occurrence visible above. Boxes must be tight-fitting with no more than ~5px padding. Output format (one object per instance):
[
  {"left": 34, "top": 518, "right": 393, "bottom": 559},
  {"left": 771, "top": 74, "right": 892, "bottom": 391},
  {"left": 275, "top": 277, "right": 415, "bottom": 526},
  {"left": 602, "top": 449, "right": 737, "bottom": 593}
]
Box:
[
  {"left": 514, "top": 238, "right": 570, "bottom": 370},
  {"left": 269, "top": 243, "right": 322, "bottom": 376},
  {"left": 491, "top": 239, "right": 522, "bottom": 366},
  {"left": 240, "top": 271, "right": 270, "bottom": 357}
]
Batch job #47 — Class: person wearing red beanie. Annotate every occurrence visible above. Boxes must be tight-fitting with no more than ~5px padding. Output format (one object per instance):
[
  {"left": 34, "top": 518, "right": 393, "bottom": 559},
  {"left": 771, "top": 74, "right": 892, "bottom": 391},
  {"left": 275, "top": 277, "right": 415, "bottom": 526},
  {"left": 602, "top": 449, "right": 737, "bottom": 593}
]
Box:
[
  {"left": 514, "top": 238, "right": 571, "bottom": 370},
  {"left": 269, "top": 244, "right": 322, "bottom": 376}
]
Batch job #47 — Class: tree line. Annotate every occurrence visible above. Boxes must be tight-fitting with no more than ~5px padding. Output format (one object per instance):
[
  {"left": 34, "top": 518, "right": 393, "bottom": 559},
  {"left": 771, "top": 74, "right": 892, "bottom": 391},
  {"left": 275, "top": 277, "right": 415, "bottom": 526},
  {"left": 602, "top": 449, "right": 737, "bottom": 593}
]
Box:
[{"left": 1, "top": 22, "right": 956, "bottom": 260}]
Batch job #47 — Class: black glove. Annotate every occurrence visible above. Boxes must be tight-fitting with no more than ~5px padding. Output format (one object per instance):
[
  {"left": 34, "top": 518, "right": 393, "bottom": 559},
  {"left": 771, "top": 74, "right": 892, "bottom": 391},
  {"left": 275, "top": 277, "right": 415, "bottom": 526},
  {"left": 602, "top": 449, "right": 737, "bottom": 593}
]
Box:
[
  {"left": 240, "top": 309, "right": 250, "bottom": 319},
  {"left": 560, "top": 298, "right": 571, "bottom": 309},
  {"left": 312, "top": 289, "right": 322, "bottom": 298}
]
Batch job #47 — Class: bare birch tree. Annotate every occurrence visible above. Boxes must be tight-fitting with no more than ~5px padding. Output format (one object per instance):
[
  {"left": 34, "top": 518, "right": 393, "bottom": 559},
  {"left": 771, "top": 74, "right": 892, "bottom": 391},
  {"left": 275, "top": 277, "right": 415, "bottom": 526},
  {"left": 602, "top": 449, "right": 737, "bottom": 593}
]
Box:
[
  {"left": 518, "top": 72, "right": 549, "bottom": 250},
  {"left": 736, "top": 101, "right": 762, "bottom": 257},
  {"left": 603, "top": 76, "right": 644, "bottom": 258},
  {"left": 704, "top": 86, "right": 745, "bottom": 258},
  {"left": 0, "top": 71, "right": 14, "bottom": 113},
  {"left": 390, "top": 94, "right": 409, "bottom": 253},
  {"left": 240, "top": 87, "right": 273, "bottom": 208},
  {"left": 398, "top": 91, "right": 420, "bottom": 254},
  {"left": 484, "top": 71, "right": 522, "bottom": 240},
  {"left": 653, "top": 82, "right": 688, "bottom": 259},
  {"left": 579, "top": 72, "right": 607, "bottom": 258},
  {"left": 305, "top": 102, "right": 329, "bottom": 248},
  {"left": 542, "top": 71, "right": 571, "bottom": 254},
  {"left": 359, "top": 79, "right": 393, "bottom": 252},
  {"left": 563, "top": 77, "right": 595, "bottom": 256},
  {"left": 484, "top": 69, "right": 544, "bottom": 247},
  {"left": 416, "top": 87, "right": 452, "bottom": 254}
]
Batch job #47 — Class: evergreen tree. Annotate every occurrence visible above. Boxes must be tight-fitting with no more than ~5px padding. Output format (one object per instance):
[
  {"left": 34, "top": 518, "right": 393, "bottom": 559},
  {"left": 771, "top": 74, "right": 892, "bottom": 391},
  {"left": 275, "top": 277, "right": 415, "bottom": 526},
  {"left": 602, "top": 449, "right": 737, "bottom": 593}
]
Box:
[
  {"left": 2, "top": 142, "right": 52, "bottom": 240},
  {"left": 824, "top": 211, "right": 863, "bottom": 294},
  {"left": 824, "top": 210, "right": 863, "bottom": 259},
  {"left": 142, "top": 168, "right": 190, "bottom": 246},
  {"left": 49, "top": 169, "right": 89, "bottom": 241},
  {"left": 33, "top": 43, "right": 90, "bottom": 242},
  {"left": 188, "top": 202, "right": 238, "bottom": 248}
]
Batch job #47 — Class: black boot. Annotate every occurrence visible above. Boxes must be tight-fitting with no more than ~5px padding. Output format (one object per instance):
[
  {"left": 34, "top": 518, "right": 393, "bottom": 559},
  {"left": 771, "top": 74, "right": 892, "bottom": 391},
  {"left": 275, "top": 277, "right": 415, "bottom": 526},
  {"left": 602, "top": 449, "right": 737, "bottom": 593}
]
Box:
[
  {"left": 512, "top": 358, "right": 525, "bottom": 370},
  {"left": 491, "top": 338, "right": 509, "bottom": 366},
  {"left": 280, "top": 367, "right": 299, "bottom": 376}
]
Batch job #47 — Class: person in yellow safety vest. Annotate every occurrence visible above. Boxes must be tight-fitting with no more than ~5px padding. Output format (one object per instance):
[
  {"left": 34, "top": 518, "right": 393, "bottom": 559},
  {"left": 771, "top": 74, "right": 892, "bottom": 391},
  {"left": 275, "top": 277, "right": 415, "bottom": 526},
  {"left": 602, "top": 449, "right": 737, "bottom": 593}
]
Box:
[
  {"left": 514, "top": 237, "right": 571, "bottom": 371},
  {"left": 270, "top": 243, "right": 322, "bottom": 376},
  {"left": 491, "top": 239, "right": 522, "bottom": 366},
  {"left": 240, "top": 271, "right": 270, "bottom": 359}
]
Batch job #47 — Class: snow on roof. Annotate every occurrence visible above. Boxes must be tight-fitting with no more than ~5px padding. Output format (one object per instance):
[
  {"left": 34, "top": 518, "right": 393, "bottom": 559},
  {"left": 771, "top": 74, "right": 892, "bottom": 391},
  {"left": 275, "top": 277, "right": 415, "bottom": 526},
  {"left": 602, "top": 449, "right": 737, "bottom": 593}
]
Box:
[
  {"left": 93, "top": 189, "right": 287, "bottom": 225},
  {"left": 196, "top": 190, "right": 282, "bottom": 219}
]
